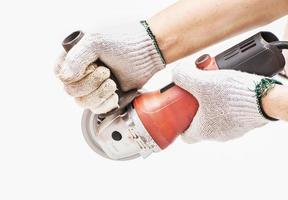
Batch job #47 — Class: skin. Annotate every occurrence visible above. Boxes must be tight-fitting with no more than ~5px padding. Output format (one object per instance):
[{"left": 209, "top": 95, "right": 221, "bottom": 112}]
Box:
[
  {"left": 148, "top": 0, "right": 288, "bottom": 63},
  {"left": 147, "top": 0, "right": 288, "bottom": 121},
  {"left": 262, "top": 85, "right": 288, "bottom": 121}
]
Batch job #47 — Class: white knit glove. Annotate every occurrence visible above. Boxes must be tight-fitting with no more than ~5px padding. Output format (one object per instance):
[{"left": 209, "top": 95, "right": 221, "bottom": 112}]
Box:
[
  {"left": 55, "top": 22, "right": 165, "bottom": 114},
  {"left": 172, "top": 66, "right": 270, "bottom": 143}
]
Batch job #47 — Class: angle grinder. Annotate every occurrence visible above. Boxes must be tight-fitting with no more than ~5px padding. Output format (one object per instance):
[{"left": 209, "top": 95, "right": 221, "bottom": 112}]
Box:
[{"left": 62, "top": 31, "right": 287, "bottom": 160}]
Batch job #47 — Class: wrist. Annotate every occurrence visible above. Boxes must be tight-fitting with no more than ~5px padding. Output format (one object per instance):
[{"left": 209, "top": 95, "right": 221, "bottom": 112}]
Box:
[
  {"left": 147, "top": 18, "right": 179, "bottom": 64},
  {"left": 262, "top": 84, "right": 288, "bottom": 121},
  {"left": 140, "top": 20, "right": 166, "bottom": 65}
]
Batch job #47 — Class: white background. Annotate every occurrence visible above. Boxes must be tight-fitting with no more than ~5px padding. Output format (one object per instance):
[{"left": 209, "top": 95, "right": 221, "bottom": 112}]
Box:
[{"left": 0, "top": 0, "right": 288, "bottom": 200}]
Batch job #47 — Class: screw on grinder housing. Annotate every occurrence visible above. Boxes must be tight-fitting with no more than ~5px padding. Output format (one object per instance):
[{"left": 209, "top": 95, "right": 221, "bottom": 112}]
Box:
[{"left": 62, "top": 31, "right": 286, "bottom": 160}]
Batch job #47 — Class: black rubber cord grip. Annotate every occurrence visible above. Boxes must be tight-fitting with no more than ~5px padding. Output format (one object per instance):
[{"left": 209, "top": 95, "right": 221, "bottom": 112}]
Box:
[{"left": 216, "top": 32, "right": 286, "bottom": 76}]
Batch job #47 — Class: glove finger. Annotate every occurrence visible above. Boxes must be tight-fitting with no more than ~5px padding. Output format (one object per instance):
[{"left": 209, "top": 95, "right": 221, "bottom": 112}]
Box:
[
  {"left": 99, "top": 89, "right": 141, "bottom": 117},
  {"left": 181, "top": 111, "right": 204, "bottom": 144},
  {"left": 58, "top": 34, "right": 99, "bottom": 83},
  {"left": 182, "top": 105, "right": 247, "bottom": 143},
  {"left": 54, "top": 51, "right": 66, "bottom": 76},
  {"left": 75, "top": 78, "right": 117, "bottom": 109},
  {"left": 64, "top": 65, "right": 110, "bottom": 97},
  {"left": 89, "top": 93, "right": 119, "bottom": 114},
  {"left": 54, "top": 51, "right": 96, "bottom": 81}
]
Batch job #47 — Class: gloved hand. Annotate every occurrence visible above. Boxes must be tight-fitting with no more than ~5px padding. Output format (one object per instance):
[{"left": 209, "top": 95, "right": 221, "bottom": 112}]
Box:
[
  {"left": 172, "top": 66, "right": 271, "bottom": 143},
  {"left": 55, "top": 21, "right": 165, "bottom": 114}
]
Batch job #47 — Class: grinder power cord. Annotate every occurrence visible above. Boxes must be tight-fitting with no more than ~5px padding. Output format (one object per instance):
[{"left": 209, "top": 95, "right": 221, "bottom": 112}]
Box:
[
  {"left": 281, "top": 21, "right": 288, "bottom": 78},
  {"left": 58, "top": 29, "right": 288, "bottom": 160}
]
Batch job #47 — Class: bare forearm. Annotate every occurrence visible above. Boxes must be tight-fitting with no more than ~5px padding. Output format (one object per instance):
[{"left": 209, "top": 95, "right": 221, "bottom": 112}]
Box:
[
  {"left": 148, "top": 0, "right": 288, "bottom": 63},
  {"left": 262, "top": 85, "right": 288, "bottom": 121}
]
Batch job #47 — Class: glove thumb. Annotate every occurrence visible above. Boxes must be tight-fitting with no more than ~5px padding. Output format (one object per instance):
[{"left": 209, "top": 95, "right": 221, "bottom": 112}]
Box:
[
  {"left": 58, "top": 34, "right": 99, "bottom": 83},
  {"left": 172, "top": 66, "right": 211, "bottom": 100}
]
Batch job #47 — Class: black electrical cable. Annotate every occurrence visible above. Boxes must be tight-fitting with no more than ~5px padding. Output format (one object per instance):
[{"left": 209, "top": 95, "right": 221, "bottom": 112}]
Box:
[
  {"left": 271, "top": 41, "right": 288, "bottom": 49},
  {"left": 271, "top": 41, "right": 288, "bottom": 79}
]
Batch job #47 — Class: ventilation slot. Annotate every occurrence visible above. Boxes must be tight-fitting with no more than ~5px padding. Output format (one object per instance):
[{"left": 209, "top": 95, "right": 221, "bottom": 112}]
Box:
[
  {"left": 240, "top": 40, "right": 256, "bottom": 53},
  {"left": 224, "top": 49, "right": 239, "bottom": 60},
  {"left": 224, "top": 51, "right": 239, "bottom": 60},
  {"left": 239, "top": 39, "right": 253, "bottom": 47}
]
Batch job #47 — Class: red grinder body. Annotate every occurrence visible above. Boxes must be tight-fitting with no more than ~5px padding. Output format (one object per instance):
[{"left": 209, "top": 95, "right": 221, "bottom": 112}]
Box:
[
  {"left": 133, "top": 57, "right": 218, "bottom": 149},
  {"left": 133, "top": 84, "right": 199, "bottom": 149}
]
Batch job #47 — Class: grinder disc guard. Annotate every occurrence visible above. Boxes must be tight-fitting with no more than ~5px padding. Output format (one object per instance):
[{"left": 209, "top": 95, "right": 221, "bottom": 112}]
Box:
[
  {"left": 81, "top": 110, "right": 111, "bottom": 159},
  {"left": 81, "top": 108, "right": 160, "bottom": 161}
]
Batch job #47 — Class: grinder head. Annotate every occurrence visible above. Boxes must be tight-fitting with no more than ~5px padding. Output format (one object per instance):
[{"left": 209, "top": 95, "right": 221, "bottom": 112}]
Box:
[{"left": 81, "top": 107, "right": 161, "bottom": 160}]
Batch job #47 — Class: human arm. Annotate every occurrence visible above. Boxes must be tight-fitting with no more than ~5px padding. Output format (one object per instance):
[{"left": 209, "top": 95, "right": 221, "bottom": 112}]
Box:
[
  {"left": 148, "top": 0, "right": 288, "bottom": 63},
  {"left": 56, "top": 0, "right": 288, "bottom": 114}
]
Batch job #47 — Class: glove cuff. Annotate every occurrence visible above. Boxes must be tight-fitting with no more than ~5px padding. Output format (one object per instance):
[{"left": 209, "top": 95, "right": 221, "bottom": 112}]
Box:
[
  {"left": 140, "top": 20, "right": 166, "bottom": 65},
  {"left": 255, "top": 78, "right": 282, "bottom": 121},
  {"left": 223, "top": 76, "right": 270, "bottom": 127}
]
